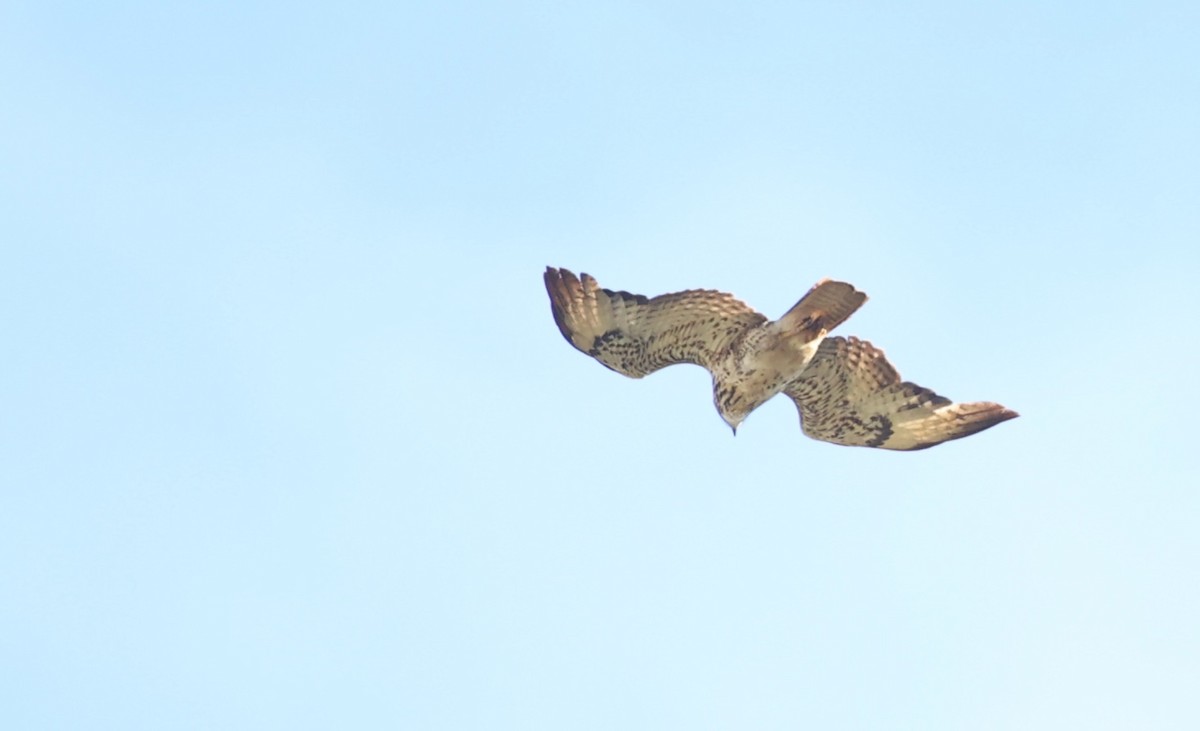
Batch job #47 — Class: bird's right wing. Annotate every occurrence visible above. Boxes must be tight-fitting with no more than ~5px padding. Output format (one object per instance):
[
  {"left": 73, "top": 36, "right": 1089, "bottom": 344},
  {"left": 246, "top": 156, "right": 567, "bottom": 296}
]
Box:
[
  {"left": 544, "top": 267, "right": 767, "bottom": 377},
  {"left": 784, "top": 336, "right": 1017, "bottom": 450}
]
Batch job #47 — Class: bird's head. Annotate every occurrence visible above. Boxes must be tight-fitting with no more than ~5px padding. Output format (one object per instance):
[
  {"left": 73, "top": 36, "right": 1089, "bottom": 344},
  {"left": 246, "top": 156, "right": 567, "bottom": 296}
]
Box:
[{"left": 714, "top": 384, "right": 757, "bottom": 436}]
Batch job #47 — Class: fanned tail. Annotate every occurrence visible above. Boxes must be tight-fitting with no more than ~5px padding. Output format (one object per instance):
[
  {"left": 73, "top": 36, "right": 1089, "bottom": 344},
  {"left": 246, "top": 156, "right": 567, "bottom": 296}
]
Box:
[{"left": 775, "top": 279, "right": 867, "bottom": 341}]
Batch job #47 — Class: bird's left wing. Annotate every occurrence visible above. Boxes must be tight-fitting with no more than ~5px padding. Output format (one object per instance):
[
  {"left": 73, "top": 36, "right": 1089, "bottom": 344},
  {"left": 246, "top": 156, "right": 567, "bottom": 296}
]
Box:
[
  {"left": 544, "top": 267, "right": 766, "bottom": 378},
  {"left": 784, "top": 336, "right": 1018, "bottom": 450}
]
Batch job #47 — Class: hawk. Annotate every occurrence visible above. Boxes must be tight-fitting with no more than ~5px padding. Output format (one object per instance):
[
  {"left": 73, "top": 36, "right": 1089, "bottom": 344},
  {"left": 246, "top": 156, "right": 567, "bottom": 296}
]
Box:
[{"left": 544, "top": 267, "right": 1017, "bottom": 450}]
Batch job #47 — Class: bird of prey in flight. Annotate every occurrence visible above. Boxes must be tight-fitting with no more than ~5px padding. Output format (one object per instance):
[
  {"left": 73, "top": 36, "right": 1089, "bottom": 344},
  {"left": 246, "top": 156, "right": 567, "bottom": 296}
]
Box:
[{"left": 544, "top": 267, "right": 1017, "bottom": 450}]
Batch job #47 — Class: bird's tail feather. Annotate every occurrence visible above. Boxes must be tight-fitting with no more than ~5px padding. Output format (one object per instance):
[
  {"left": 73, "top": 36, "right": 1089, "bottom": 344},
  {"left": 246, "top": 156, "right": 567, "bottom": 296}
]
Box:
[{"left": 776, "top": 279, "right": 867, "bottom": 341}]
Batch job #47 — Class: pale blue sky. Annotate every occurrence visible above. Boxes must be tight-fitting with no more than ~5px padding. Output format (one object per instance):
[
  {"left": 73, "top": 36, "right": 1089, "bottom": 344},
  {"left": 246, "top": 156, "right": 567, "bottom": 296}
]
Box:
[{"left": 3, "top": 2, "right": 1198, "bottom": 729}]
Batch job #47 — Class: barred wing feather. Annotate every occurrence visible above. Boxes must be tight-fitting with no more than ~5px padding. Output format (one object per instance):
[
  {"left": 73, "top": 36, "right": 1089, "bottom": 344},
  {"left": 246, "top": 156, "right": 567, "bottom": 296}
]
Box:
[
  {"left": 544, "top": 267, "right": 766, "bottom": 377},
  {"left": 785, "top": 336, "right": 1018, "bottom": 450}
]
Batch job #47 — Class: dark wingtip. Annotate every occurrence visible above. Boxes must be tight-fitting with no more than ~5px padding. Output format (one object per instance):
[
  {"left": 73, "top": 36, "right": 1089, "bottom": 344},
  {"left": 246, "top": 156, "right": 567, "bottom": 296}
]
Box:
[
  {"left": 955, "top": 402, "right": 1020, "bottom": 442},
  {"left": 990, "top": 406, "right": 1020, "bottom": 424},
  {"left": 901, "top": 402, "right": 1019, "bottom": 450},
  {"left": 543, "top": 267, "right": 579, "bottom": 345}
]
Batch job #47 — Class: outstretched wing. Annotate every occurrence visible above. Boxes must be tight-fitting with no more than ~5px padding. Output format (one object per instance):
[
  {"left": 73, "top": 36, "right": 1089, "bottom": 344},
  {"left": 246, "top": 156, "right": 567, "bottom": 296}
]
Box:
[
  {"left": 545, "top": 267, "right": 766, "bottom": 377},
  {"left": 784, "top": 336, "right": 1018, "bottom": 450}
]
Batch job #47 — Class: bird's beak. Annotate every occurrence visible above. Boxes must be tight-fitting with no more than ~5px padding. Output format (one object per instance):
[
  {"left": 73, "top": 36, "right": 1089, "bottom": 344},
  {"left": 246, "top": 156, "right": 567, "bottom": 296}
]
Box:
[{"left": 731, "top": 426, "right": 738, "bottom": 437}]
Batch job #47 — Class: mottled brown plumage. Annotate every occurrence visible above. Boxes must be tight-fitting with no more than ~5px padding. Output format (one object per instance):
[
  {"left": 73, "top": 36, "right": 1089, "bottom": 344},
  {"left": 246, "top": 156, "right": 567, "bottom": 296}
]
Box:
[
  {"left": 784, "top": 336, "right": 1017, "bottom": 450},
  {"left": 544, "top": 267, "right": 1016, "bottom": 450}
]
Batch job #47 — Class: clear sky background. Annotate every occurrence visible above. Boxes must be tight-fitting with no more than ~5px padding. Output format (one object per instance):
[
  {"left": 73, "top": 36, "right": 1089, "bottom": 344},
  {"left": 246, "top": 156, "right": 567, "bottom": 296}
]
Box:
[{"left": 3, "top": 2, "right": 1198, "bottom": 729}]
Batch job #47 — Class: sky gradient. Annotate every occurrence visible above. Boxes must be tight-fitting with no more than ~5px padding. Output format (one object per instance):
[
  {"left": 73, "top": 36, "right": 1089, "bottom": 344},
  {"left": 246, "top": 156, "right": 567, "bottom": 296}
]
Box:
[{"left": 3, "top": 2, "right": 1199, "bottom": 729}]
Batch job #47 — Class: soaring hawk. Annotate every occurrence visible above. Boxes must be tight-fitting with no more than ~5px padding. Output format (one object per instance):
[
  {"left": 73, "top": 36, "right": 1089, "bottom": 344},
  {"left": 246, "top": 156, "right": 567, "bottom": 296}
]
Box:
[{"left": 544, "top": 267, "right": 1016, "bottom": 450}]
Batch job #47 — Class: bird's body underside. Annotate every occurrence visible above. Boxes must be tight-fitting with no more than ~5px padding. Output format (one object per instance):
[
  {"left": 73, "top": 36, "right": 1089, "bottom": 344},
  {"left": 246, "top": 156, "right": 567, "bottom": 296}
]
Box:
[{"left": 544, "top": 267, "right": 1017, "bottom": 450}]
